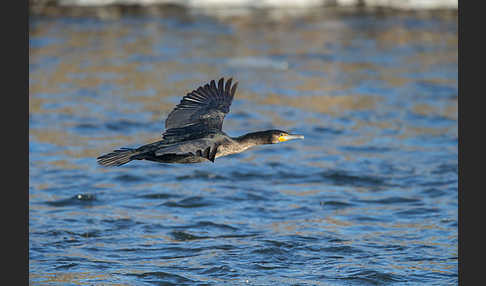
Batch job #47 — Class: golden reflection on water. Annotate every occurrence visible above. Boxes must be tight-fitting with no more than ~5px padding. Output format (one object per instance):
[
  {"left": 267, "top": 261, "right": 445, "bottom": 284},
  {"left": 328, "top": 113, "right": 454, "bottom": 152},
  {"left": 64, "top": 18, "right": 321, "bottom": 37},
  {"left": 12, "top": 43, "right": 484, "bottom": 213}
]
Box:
[
  {"left": 30, "top": 8, "right": 457, "bottom": 156},
  {"left": 30, "top": 271, "right": 131, "bottom": 286}
]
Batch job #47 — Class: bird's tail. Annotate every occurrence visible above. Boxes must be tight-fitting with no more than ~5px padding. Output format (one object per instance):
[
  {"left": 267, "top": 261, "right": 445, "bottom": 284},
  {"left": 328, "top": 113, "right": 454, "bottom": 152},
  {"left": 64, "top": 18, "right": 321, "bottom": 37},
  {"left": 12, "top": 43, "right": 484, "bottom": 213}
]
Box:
[{"left": 97, "top": 148, "right": 139, "bottom": 167}]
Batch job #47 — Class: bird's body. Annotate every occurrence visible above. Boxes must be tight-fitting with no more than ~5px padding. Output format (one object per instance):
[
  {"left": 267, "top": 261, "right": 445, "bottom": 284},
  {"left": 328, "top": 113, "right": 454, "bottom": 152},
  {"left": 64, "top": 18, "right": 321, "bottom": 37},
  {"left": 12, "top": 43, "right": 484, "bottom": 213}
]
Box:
[{"left": 97, "top": 78, "right": 303, "bottom": 167}]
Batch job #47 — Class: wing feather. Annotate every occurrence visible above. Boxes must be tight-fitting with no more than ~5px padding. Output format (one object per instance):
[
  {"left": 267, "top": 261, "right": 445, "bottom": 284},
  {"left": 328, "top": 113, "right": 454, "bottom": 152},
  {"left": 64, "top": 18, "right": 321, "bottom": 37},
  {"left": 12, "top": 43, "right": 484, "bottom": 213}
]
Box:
[{"left": 163, "top": 77, "right": 238, "bottom": 139}]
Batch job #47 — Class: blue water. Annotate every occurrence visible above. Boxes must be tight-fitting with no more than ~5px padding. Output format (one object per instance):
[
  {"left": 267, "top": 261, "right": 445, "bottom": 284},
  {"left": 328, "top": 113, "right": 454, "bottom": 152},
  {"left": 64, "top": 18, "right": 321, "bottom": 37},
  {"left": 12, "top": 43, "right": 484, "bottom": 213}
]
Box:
[{"left": 29, "top": 7, "right": 457, "bottom": 285}]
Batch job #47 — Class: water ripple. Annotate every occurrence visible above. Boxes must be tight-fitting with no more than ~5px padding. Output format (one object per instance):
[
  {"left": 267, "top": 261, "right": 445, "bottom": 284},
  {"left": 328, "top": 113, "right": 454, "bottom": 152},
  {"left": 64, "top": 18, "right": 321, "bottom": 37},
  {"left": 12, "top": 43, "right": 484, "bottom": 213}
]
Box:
[
  {"left": 127, "top": 271, "right": 195, "bottom": 285},
  {"left": 45, "top": 194, "right": 98, "bottom": 207},
  {"left": 162, "top": 196, "right": 215, "bottom": 208}
]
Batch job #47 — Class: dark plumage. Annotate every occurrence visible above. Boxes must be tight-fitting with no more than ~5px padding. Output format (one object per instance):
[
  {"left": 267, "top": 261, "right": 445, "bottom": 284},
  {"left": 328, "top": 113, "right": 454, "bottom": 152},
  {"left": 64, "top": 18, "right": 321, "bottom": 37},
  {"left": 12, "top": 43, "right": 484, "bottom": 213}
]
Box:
[{"left": 97, "top": 77, "right": 304, "bottom": 167}]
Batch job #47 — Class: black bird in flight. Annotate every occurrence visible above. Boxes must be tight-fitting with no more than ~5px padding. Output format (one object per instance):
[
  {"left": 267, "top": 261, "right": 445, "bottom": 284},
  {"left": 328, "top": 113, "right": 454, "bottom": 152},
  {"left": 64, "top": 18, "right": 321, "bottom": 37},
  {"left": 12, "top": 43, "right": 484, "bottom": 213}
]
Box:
[{"left": 97, "top": 77, "right": 304, "bottom": 167}]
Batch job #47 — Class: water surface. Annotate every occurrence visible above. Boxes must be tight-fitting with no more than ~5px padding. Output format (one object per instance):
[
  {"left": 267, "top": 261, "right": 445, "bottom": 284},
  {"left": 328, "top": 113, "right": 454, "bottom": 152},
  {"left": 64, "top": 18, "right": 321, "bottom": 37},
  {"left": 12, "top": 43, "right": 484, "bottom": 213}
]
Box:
[{"left": 29, "top": 7, "right": 457, "bottom": 285}]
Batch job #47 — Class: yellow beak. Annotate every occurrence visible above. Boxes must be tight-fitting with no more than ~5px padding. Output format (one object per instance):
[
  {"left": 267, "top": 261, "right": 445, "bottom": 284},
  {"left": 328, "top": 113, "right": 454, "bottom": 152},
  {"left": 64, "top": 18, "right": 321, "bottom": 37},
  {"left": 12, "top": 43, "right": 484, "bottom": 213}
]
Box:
[{"left": 278, "top": 134, "right": 305, "bottom": 142}]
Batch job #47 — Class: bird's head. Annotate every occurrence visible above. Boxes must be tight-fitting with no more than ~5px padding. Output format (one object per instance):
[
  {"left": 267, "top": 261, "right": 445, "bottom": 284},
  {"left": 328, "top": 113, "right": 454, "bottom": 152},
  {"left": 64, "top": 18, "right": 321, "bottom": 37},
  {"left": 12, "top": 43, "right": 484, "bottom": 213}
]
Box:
[
  {"left": 266, "top": 130, "right": 305, "bottom": 144},
  {"left": 238, "top": 130, "right": 304, "bottom": 145}
]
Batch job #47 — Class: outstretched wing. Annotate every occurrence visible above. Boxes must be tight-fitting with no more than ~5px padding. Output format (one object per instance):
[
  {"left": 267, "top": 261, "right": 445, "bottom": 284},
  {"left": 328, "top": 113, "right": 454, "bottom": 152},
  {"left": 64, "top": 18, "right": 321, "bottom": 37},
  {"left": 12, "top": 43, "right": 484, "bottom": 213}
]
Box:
[{"left": 164, "top": 78, "right": 238, "bottom": 136}]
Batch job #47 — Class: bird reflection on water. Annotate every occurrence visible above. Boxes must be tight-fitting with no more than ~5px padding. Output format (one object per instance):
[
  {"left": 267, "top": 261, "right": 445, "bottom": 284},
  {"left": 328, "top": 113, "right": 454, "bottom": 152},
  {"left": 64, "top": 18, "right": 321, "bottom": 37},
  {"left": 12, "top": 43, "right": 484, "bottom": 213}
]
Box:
[{"left": 97, "top": 78, "right": 304, "bottom": 166}]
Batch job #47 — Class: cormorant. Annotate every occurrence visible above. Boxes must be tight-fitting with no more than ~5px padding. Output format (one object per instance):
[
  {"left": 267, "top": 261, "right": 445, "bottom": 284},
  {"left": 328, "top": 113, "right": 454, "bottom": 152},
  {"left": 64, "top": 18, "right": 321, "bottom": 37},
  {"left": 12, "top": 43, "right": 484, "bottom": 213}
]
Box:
[{"left": 97, "top": 77, "right": 304, "bottom": 167}]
